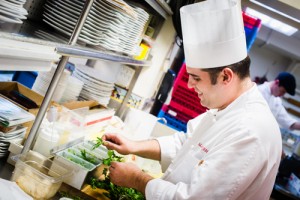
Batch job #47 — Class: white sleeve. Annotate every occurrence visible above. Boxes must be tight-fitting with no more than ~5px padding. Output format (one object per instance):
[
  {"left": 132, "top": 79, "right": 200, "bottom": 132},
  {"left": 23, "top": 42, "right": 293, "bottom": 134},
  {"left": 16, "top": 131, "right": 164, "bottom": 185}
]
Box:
[
  {"left": 156, "top": 131, "right": 187, "bottom": 172},
  {"left": 273, "top": 98, "right": 297, "bottom": 129}
]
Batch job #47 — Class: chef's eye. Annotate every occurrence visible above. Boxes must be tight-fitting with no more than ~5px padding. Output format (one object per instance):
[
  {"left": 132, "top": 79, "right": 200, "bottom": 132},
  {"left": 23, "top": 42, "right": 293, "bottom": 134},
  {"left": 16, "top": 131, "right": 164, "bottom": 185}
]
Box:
[{"left": 192, "top": 76, "right": 200, "bottom": 82}]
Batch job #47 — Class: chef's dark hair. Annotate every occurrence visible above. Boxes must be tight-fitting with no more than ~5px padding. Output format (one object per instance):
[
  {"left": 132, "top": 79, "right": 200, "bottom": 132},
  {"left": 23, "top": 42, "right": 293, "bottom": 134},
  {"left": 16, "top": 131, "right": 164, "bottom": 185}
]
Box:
[{"left": 202, "top": 56, "right": 251, "bottom": 85}]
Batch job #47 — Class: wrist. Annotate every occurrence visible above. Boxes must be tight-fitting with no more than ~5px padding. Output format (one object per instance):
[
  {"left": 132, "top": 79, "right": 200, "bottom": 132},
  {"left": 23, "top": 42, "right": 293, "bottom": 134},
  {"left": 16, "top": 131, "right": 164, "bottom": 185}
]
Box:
[{"left": 133, "top": 170, "right": 153, "bottom": 194}]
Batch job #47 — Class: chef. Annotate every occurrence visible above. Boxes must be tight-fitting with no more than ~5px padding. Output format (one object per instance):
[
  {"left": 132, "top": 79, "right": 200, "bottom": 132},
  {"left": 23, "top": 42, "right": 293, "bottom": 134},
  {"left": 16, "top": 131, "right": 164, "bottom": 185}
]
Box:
[
  {"left": 102, "top": 0, "right": 282, "bottom": 199},
  {"left": 258, "top": 72, "right": 299, "bottom": 131}
]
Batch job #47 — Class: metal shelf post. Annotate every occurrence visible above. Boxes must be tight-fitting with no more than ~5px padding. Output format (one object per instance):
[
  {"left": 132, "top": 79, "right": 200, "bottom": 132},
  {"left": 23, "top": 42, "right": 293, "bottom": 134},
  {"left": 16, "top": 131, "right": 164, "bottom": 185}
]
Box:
[{"left": 21, "top": 0, "right": 95, "bottom": 153}]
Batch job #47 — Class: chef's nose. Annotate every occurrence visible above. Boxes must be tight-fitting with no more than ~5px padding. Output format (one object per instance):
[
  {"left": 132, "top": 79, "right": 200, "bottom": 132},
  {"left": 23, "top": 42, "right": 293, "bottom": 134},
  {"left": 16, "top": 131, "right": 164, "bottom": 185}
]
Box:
[{"left": 187, "top": 76, "right": 196, "bottom": 89}]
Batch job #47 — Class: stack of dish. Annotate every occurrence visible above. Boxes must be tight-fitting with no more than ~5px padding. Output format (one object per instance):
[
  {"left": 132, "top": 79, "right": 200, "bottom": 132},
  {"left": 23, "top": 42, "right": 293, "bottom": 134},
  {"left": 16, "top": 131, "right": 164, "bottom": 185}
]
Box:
[
  {"left": 60, "top": 76, "right": 84, "bottom": 103},
  {"left": 42, "top": 0, "right": 149, "bottom": 56},
  {"left": 0, "top": 0, "right": 28, "bottom": 24},
  {"left": 72, "top": 64, "right": 115, "bottom": 107},
  {"left": 0, "top": 126, "right": 26, "bottom": 158},
  {"left": 32, "top": 65, "right": 71, "bottom": 103},
  {"left": 34, "top": 29, "right": 69, "bottom": 44}
]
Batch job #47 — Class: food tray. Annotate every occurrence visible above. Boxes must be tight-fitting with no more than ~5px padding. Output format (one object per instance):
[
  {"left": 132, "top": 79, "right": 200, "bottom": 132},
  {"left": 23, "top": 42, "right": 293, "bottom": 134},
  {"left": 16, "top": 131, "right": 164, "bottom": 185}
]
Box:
[{"left": 53, "top": 140, "right": 108, "bottom": 190}]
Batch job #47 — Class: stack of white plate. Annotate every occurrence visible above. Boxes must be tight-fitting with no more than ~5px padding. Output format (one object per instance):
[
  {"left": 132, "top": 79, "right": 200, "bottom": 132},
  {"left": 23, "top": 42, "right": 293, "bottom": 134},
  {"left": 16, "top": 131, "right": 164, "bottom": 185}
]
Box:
[
  {"left": 72, "top": 64, "right": 115, "bottom": 106},
  {"left": 32, "top": 65, "right": 71, "bottom": 103},
  {"left": 0, "top": 0, "right": 28, "bottom": 24},
  {"left": 0, "top": 126, "right": 26, "bottom": 158},
  {"left": 34, "top": 29, "right": 69, "bottom": 44},
  {"left": 42, "top": 0, "right": 149, "bottom": 56},
  {"left": 60, "top": 76, "right": 84, "bottom": 103}
]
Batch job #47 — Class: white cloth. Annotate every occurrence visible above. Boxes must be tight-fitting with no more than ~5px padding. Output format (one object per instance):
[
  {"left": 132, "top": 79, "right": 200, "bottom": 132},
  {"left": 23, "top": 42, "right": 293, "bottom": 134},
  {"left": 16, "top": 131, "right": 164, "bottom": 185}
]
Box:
[
  {"left": 0, "top": 178, "right": 33, "bottom": 200},
  {"left": 145, "top": 85, "right": 282, "bottom": 200},
  {"left": 258, "top": 82, "right": 297, "bottom": 130}
]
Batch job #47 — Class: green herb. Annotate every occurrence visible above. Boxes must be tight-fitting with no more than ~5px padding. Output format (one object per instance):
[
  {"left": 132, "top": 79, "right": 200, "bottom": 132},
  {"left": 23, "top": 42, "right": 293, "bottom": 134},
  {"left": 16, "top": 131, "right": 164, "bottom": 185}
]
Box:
[
  {"left": 89, "top": 141, "right": 144, "bottom": 200},
  {"left": 92, "top": 137, "right": 104, "bottom": 150},
  {"left": 89, "top": 169, "right": 145, "bottom": 200},
  {"left": 66, "top": 157, "right": 91, "bottom": 169},
  {"left": 80, "top": 149, "right": 97, "bottom": 164},
  {"left": 103, "top": 150, "right": 124, "bottom": 166},
  {"left": 67, "top": 148, "right": 98, "bottom": 165}
]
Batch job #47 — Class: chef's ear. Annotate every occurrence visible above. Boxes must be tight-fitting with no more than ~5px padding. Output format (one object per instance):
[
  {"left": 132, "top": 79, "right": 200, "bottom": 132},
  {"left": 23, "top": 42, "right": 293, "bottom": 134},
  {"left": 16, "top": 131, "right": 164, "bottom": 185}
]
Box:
[{"left": 222, "top": 68, "right": 233, "bottom": 83}]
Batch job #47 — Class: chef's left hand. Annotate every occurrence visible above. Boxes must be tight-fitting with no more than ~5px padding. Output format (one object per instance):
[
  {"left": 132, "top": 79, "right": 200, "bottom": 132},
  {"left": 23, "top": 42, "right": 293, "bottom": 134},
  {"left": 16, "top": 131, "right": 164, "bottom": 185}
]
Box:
[{"left": 109, "top": 162, "right": 153, "bottom": 193}]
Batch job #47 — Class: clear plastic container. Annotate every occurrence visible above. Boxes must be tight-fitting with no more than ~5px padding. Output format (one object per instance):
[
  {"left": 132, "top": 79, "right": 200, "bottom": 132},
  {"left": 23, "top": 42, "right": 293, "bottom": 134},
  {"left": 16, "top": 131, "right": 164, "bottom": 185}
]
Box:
[{"left": 11, "top": 151, "right": 73, "bottom": 200}]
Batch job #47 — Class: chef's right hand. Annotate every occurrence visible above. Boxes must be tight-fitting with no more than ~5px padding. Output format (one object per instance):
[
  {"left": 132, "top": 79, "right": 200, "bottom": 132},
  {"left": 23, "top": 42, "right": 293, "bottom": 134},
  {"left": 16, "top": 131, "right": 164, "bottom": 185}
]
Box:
[{"left": 102, "top": 133, "right": 134, "bottom": 155}]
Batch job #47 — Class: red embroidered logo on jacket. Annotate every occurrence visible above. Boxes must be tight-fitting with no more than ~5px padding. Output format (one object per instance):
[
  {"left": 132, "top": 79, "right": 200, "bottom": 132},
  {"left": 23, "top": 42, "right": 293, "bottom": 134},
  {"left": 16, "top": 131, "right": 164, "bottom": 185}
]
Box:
[{"left": 198, "top": 143, "right": 209, "bottom": 153}]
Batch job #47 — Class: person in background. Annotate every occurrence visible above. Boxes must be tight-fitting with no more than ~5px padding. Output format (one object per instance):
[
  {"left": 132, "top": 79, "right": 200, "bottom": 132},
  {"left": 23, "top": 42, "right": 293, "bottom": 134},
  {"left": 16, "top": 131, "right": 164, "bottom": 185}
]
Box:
[
  {"left": 102, "top": 0, "right": 282, "bottom": 199},
  {"left": 258, "top": 72, "right": 300, "bottom": 131}
]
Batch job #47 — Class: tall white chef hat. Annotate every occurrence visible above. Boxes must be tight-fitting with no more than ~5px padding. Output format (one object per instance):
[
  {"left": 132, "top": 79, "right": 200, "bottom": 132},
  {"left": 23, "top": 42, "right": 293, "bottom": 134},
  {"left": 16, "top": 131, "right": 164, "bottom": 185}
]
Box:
[{"left": 180, "top": 0, "right": 247, "bottom": 68}]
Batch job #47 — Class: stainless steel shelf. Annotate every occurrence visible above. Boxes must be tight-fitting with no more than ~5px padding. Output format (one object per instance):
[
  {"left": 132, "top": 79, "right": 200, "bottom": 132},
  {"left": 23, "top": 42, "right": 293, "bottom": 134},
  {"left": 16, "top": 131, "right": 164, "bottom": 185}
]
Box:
[
  {"left": 145, "top": 0, "right": 173, "bottom": 19},
  {"left": 56, "top": 45, "right": 152, "bottom": 67},
  {"left": 0, "top": 31, "right": 151, "bottom": 70}
]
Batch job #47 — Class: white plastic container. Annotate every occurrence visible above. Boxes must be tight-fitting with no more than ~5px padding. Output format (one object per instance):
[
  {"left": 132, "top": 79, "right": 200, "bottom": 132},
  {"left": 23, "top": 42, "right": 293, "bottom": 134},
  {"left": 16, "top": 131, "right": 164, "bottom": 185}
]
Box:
[
  {"left": 11, "top": 151, "right": 72, "bottom": 200},
  {"left": 53, "top": 141, "right": 108, "bottom": 190},
  {"left": 33, "top": 128, "right": 59, "bottom": 157}
]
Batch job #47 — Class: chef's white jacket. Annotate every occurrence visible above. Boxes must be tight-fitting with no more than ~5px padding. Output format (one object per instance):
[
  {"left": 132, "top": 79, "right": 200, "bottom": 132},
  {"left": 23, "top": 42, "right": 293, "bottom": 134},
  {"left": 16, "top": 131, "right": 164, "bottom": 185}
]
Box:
[
  {"left": 145, "top": 85, "right": 282, "bottom": 200},
  {"left": 258, "top": 82, "right": 297, "bottom": 130}
]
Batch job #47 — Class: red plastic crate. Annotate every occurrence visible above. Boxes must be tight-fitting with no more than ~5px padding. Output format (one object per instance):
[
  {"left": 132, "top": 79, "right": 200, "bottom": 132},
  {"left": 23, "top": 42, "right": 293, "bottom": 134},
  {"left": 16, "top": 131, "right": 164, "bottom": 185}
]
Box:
[
  {"left": 170, "top": 63, "right": 207, "bottom": 118},
  {"left": 161, "top": 104, "right": 200, "bottom": 123},
  {"left": 243, "top": 11, "right": 261, "bottom": 29},
  {"left": 169, "top": 98, "right": 207, "bottom": 119}
]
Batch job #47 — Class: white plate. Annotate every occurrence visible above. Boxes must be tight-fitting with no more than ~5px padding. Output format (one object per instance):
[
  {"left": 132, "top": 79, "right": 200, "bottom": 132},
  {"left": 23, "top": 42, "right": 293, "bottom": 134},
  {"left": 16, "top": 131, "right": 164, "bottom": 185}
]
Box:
[
  {"left": 47, "top": 0, "right": 81, "bottom": 16},
  {"left": 0, "top": 4, "right": 27, "bottom": 15},
  {"left": 0, "top": 7, "right": 26, "bottom": 19},
  {"left": 0, "top": 125, "right": 26, "bottom": 137},
  {"left": 34, "top": 29, "right": 69, "bottom": 43},
  {"left": 44, "top": 4, "right": 77, "bottom": 24},
  {"left": 0, "top": 13, "right": 22, "bottom": 23},
  {"left": 0, "top": 0, "right": 23, "bottom": 9},
  {"left": 73, "top": 70, "right": 114, "bottom": 88},
  {"left": 43, "top": 18, "right": 72, "bottom": 36},
  {"left": 43, "top": 13, "right": 74, "bottom": 31},
  {"left": 45, "top": 1, "right": 77, "bottom": 18},
  {"left": 6, "top": 0, "right": 25, "bottom": 5},
  {"left": 56, "top": 0, "right": 83, "bottom": 12},
  {"left": 78, "top": 36, "right": 99, "bottom": 46},
  {"left": 75, "top": 64, "right": 118, "bottom": 84}
]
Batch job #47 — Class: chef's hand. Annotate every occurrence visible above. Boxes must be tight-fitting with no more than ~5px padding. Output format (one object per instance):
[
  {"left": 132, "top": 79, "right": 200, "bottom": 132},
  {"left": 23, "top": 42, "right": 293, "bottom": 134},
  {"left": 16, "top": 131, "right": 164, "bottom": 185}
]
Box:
[
  {"left": 109, "top": 162, "right": 153, "bottom": 194},
  {"left": 102, "top": 133, "right": 135, "bottom": 155}
]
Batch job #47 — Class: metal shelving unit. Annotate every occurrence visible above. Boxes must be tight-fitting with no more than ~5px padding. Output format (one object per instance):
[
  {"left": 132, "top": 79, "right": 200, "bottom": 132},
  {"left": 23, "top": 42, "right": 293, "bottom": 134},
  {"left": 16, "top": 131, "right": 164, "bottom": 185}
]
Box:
[{"left": 0, "top": 0, "right": 171, "bottom": 153}]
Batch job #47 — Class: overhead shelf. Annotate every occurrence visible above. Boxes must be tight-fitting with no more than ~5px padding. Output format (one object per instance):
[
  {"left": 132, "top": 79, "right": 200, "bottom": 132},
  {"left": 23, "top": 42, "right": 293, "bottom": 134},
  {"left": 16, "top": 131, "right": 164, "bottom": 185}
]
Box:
[
  {"left": 0, "top": 31, "right": 151, "bottom": 71},
  {"left": 0, "top": 32, "right": 60, "bottom": 71},
  {"left": 145, "top": 0, "right": 173, "bottom": 19},
  {"left": 56, "top": 45, "right": 152, "bottom": 67}
]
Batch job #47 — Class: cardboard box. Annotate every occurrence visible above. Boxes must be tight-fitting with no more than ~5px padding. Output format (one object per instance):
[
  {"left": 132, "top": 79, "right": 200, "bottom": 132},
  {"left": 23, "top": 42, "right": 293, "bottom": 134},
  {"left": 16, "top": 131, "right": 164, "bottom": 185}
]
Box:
[
  {"left": 62, "top": 100, "right": 100, "bottom": 110},
  {"left": 0, "top": 81, "right": 44, "bottom": 137}
]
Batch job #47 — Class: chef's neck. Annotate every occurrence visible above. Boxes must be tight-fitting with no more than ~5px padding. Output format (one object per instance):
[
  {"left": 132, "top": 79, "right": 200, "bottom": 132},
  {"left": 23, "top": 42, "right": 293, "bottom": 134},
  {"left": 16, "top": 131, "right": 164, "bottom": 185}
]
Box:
[{"left": 217, "top": 77, "right": 253, "bottom": 111}]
